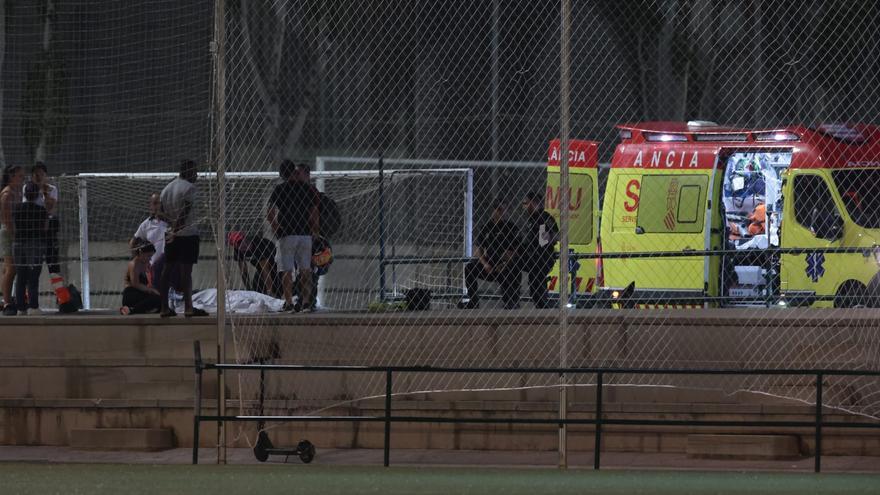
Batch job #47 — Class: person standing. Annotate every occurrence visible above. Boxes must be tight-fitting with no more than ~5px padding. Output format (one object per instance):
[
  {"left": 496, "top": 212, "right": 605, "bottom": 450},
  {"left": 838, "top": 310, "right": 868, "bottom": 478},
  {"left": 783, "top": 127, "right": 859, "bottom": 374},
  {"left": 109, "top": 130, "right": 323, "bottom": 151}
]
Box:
[
  {"left": 458, "top": 201, "right": 521, "bottom": 309},
  {"left": 267, "top": 160, "right": 318, "bottom": 313},
  {"left": 26, "top": 163, "right": 59, "bottom": 269},
  {"left": 521, "top": 192, "right": 558, "bottom": 309},
  {"left": 12, "top": 182, "right": 48, "bottom": 315},
  {"left": 0, "top": 165, "right": 24, "bottom": 315},
  {"left": 130, "top": 192, "right": 168, "bottom": 288},
  {"left": 158, "top": 160, "right": 207, "bottom": 317}
]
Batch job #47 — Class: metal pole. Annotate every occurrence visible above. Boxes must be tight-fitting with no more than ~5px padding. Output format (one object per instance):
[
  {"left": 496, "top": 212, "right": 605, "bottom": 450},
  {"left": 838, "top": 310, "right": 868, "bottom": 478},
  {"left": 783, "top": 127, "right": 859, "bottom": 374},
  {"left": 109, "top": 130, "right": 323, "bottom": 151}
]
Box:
[
  {"left": 315, "top": 157, "right": 326, "bottom": 305},
  {"left": 815, "top": 373, "right": 823, "bottom": 473},
  {"left": 193, "top": 341, "right": 203, "bottom": 465},
  {"left": 594, "top": 371, "right": 603, "bottom": 470},
  {"left": 211, "top": 0, "right": 228, "bottom": 465},
  {"left": 383, "top": 370, "right": 393, "bottom": 467},
  {"left": 490, "top": 0, "right": 500, "bottom": 192},
  {"left": 378, "top": 156, "right": 386, "bottom": 301},
  {"left": 463, "top": 169, "right": 474, "bottom": 296},
  {"left": 558, "top": 0, "right": 572, "bottom": 470},
  {"left": 77, "top": 178, "right": 90, "bottom": 309}
]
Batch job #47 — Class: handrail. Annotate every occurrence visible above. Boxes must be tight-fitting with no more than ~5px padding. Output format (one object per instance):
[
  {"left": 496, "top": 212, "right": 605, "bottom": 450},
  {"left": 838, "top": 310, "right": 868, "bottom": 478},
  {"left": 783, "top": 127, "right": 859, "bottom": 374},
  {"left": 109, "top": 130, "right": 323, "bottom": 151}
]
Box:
[{"left": 192, "top": 341, "right": 880, "bottom": 472}]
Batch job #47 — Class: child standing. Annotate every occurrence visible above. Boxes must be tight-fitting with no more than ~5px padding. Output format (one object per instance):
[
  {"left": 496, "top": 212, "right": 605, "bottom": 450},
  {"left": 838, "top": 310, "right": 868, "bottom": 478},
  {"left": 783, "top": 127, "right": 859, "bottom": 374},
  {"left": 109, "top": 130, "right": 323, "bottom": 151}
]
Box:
[{"left": 13, "top": 182, "right": 47, "bottom": 315}]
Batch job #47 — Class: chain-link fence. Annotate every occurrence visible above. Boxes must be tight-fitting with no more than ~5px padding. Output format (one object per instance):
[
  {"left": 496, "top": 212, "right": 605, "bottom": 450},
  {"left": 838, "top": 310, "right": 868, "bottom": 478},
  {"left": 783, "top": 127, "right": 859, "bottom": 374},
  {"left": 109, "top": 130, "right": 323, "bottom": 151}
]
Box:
[{"left": 4, "top": 0, "right": 880, "bottom": 454}]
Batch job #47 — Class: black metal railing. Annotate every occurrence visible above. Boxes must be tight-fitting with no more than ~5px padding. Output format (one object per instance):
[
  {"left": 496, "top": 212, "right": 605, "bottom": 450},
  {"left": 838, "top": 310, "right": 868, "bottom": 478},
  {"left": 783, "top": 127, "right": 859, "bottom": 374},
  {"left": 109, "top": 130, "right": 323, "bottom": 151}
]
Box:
[{"left": 192, "top": 341, "right": 880, "bottom": 472}]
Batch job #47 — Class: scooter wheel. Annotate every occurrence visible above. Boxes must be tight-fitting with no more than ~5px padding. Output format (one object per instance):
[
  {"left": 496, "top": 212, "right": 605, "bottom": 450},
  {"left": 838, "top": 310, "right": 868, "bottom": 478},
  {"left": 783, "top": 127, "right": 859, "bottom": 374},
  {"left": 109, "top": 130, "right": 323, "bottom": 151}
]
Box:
[{"left": 297, "top": 440, "right": 316, "bottom": 464}]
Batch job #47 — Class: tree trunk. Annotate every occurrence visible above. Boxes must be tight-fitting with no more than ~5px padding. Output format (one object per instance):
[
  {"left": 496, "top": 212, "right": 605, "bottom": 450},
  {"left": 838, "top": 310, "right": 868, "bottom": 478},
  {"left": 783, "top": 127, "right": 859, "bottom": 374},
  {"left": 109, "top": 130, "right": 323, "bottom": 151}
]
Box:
[{"left": 35, "top": 0, "right": 54, "bottom": 163}]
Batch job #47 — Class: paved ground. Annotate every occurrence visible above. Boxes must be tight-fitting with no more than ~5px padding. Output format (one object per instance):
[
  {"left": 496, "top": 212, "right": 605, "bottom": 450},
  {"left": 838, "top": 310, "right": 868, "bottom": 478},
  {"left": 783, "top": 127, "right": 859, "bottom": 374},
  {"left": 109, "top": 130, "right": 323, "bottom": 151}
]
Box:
[{"left": 2, "top": 446, "right": 880, "bottom": 473}]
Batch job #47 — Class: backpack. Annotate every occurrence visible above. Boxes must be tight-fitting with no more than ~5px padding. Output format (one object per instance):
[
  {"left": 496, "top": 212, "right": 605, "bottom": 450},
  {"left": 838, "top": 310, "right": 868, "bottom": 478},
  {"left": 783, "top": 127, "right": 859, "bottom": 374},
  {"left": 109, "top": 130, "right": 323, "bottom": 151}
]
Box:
[
  {"left": 58, "top": 284, "right": 83, "bottom": 313},
  {"left": 405, "top": 288, "right": 432, "bottom": 311}
]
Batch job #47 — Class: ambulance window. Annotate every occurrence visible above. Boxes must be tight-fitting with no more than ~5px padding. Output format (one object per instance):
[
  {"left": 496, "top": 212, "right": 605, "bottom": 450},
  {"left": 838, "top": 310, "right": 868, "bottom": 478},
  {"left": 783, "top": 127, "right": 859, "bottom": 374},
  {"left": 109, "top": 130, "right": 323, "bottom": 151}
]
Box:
[
  {"left": 547, "top": 172, "right": 593, "bottom": 244},
  {"left": 637, "top": 175, "right": 707, "bottom": 234},
  {"left": 793, "top": 174, "right": 836, "bottom": 227},
  {"left": 677, "top": 185, "right": 701, "bottom": 223}
]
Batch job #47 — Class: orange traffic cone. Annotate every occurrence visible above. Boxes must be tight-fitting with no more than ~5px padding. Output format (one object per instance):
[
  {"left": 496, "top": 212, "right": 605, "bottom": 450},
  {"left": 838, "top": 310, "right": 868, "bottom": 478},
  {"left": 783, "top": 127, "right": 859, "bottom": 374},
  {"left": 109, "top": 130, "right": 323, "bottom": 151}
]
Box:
[{"left": 50, "top": 273, "right": 70, "bottom": 305}]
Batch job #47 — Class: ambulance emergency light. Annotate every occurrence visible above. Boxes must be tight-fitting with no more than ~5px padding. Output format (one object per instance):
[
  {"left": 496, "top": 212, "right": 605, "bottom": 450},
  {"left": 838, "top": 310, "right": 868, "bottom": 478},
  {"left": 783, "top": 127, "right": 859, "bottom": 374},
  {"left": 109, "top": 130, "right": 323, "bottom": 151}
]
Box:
[
  {"left": 754, "top": 131, "right": 800, "bottom": 142},
  {"left": 644, "top": 132, "right": 688, "bottom": 142}
]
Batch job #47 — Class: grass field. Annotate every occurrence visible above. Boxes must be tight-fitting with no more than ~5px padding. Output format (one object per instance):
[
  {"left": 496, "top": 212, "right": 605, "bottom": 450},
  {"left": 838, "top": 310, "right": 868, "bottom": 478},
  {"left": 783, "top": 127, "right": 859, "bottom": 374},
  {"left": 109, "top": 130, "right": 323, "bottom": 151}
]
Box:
[{"left": 2, "top": 464, "right": 880, "bottom": 495}]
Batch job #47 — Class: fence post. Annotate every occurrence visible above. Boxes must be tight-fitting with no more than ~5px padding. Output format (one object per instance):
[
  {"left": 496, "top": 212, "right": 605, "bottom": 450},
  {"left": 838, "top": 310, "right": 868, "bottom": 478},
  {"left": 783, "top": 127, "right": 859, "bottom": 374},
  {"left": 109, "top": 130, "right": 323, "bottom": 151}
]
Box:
[
  {"left": 815, "top": 372, "right": 823, "bottom": 473},
  {"left": 594, "top": 371, "right": 603, "bottom": 470},
  {"left": 384, "top": 369, "right": 393, "bottom": 467},
  {"left": 192, "top": 341, "right": 203, "bottom": 465},
  {"left": 378, "top": 156, "right": 386, "bottom": 302},
  {"left": 77, "top": 178, "right": 90, "bottom": 310},
  {"left": 557, "top": 0, "right": 572, "bottom": 470}
]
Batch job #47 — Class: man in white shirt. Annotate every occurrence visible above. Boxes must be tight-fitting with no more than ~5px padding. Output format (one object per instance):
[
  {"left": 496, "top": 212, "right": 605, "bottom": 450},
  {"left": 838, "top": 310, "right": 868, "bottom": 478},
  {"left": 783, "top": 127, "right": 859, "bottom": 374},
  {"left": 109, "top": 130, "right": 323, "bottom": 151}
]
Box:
[
  {"left": 130, "top": 192, "right": 168, "bottom": 287},
  {"left": 158, "top": 160, "right": 206, "bottom": 317}
]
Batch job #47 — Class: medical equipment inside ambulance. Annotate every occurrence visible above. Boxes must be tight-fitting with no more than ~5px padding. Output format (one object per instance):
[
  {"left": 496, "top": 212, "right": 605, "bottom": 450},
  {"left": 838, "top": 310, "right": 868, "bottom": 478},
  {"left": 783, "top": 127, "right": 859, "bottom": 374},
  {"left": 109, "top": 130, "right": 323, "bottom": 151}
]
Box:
[{"left": 721, "top": 151, "right": 791, "bottom": 302}]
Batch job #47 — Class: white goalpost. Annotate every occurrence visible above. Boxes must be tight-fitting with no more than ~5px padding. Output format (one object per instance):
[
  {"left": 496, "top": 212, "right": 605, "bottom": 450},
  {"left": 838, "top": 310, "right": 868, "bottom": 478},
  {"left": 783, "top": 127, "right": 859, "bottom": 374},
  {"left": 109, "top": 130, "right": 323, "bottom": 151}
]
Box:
[{"left": 72, "top": 166, "right": 478, "bottom": 310}]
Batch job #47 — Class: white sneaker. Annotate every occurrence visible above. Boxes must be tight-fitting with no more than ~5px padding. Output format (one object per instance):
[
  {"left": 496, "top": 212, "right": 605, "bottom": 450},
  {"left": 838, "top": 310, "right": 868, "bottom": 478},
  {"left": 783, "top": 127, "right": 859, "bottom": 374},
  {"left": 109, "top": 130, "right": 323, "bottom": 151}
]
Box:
[{"left": 27, "top": 308, "right": 43, "bottom": 316}]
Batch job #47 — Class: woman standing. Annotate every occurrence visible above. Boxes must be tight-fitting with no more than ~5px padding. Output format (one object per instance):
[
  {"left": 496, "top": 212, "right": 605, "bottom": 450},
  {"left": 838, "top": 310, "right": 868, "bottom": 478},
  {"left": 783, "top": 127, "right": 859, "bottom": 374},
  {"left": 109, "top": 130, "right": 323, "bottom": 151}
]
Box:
[{"left": 0, "top": 165, "right": 24, "bottom": 315}]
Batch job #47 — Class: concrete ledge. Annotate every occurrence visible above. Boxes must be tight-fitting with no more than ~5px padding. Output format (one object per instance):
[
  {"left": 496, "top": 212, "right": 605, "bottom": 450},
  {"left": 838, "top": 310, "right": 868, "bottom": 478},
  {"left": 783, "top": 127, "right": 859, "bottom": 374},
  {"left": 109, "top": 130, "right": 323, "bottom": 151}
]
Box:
[
  {"left": 687, "top": 434, "right": 802, "bottom": 460},
  {"left": 68, "top": 428, "right": 173, "bottom": 451}
]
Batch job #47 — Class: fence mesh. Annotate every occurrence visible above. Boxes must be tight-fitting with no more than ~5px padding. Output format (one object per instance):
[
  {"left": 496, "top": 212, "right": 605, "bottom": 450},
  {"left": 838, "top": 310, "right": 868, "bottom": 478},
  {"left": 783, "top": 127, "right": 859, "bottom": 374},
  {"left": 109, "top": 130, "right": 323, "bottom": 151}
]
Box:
[{"left": 4, "top": 0, "right": 880, "bottom": 451}]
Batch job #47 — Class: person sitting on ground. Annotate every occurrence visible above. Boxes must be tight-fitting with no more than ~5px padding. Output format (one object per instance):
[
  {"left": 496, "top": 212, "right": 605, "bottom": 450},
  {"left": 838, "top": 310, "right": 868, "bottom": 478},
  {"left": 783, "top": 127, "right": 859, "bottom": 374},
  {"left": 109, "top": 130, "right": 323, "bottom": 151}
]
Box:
[
  {"left": 458, "top": 200, "right": 521, "bottom": 309},
  {"left": 120, "top": 241, "right": 162, "bottom": 315},
  {"left": 12, "top": 182, "right": 48, "bottom": 315}
]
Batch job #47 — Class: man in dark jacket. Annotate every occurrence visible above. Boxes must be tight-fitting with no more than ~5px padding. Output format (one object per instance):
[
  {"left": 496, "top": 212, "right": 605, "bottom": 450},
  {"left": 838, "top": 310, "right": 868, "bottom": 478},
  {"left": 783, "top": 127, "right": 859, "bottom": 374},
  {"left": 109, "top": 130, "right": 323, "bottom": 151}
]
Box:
[
  {"left": 521, "top": 192, "right": 558, "bottom": 308},
  {"left": 459, "top": 201, "right": 521, "bottom": 309}
]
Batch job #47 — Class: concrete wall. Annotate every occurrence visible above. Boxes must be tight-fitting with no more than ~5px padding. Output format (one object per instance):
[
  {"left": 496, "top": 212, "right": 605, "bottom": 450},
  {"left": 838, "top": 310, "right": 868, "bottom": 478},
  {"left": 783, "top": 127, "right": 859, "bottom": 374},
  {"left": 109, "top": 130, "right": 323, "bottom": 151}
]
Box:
[{"left": 2, "top": 310, "right": 880, "bottom": 453}]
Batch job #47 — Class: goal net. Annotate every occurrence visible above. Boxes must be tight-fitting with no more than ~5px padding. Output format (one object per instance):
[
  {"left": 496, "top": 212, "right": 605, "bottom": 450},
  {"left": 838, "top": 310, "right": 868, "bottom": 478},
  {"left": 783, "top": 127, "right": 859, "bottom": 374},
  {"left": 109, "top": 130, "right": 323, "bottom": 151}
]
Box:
[{"left": 67, "top": 167, "right": 473, "bottom": 312}]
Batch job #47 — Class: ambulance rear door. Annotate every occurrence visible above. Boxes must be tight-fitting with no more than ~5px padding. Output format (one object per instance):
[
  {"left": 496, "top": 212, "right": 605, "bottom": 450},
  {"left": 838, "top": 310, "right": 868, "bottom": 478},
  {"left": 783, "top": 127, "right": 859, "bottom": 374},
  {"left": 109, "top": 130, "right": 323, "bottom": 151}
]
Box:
[{"left": 546, "top": 139, "right": 600, "bottom": 304}]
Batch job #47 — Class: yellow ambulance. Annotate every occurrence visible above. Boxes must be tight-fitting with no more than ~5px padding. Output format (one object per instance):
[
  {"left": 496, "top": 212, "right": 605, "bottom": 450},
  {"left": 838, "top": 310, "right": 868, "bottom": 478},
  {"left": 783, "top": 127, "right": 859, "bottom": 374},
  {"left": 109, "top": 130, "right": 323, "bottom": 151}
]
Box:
[
  {"left": 598, "top": 121, "right": 880, "bottom": 308},
  {"left": 544, "top": 138, "right": 601, "bottom": 304}
]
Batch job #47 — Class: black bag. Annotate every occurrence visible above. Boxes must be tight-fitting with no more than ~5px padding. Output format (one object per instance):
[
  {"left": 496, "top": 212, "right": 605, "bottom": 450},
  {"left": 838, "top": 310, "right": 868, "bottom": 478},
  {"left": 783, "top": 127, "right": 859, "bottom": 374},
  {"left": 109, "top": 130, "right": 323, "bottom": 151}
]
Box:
[
  {"left": 405, "top": 288, "right": 431, "bottom": 311},
  {"left": 58, "top": 284, "right": 83, "bottom": 313}
]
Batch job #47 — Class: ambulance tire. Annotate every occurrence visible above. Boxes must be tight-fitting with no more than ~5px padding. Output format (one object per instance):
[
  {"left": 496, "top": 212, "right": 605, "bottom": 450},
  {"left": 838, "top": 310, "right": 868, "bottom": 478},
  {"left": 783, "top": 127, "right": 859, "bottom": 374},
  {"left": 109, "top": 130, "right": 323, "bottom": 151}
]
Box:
[
  {"left": 867, "top": 276, "right": 880, "bottom": 308},
  {"left": 834, "top": 280, "right": 868, "bottom": 309}
]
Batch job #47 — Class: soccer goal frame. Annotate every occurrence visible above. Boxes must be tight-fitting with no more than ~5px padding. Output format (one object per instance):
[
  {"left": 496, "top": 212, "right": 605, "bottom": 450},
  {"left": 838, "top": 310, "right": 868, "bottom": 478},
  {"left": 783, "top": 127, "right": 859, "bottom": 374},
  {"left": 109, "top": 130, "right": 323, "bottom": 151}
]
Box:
[{"left": 75, "top": 166, "right": 478, "bottom": 309}]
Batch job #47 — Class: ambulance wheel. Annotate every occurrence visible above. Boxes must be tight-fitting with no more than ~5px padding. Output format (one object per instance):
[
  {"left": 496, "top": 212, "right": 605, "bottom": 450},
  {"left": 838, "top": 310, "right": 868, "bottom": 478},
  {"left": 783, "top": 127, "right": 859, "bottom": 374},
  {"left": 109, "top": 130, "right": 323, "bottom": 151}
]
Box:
[
  {"left": 867, "top": 276, "right": 880, "bottom": 308},
  {"left": 254, "top": 431, "right": 272, "bottom": 462},
  {"left": 297, "top": 440, "right": 316, "bottom": 463},
  {"left": 834, "top": 280, "right": 867, "bottom": 308}
]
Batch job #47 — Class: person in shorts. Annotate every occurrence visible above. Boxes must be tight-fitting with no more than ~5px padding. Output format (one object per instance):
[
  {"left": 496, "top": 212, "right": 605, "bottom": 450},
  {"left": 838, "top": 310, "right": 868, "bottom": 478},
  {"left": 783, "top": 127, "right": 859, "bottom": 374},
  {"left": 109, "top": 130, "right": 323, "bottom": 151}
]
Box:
[
  {"left": 0, "top": 165, "right": 24, "bottom": 315},
  {"left": 158, "top": 160, "right": 207, "bottom": 317},
  {"left": 267, "top": 160, "right": 319, "bottom": 312}
]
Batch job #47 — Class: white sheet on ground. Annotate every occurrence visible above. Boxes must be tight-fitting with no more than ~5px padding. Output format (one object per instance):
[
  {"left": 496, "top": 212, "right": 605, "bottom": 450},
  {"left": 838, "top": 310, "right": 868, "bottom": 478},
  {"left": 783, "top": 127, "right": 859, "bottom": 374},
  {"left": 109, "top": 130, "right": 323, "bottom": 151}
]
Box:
[{"left": 172, "top": 289, "right": 285, "bottom": 314}]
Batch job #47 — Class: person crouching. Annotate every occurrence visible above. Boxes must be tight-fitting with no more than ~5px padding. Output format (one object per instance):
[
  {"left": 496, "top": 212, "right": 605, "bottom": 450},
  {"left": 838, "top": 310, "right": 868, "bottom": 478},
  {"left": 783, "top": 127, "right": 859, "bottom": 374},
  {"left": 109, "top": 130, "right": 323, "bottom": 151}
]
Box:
[{"left": 12, "top": 182, "right": 48, "bottom": 315}]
